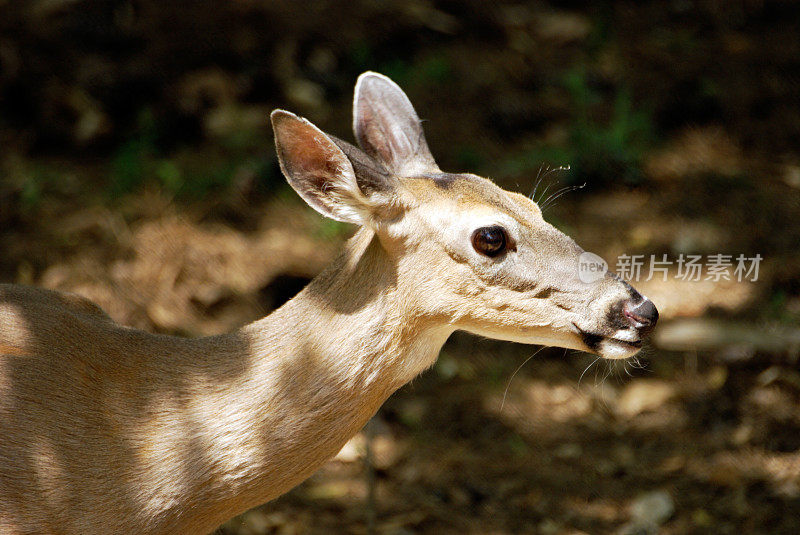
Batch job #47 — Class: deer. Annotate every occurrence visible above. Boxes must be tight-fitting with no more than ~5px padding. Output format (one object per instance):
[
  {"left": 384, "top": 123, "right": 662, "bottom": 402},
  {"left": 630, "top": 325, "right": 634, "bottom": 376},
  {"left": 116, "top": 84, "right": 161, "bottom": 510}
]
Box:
[{"left": 0, "top": 72, "right": 658, "bottom": 534}]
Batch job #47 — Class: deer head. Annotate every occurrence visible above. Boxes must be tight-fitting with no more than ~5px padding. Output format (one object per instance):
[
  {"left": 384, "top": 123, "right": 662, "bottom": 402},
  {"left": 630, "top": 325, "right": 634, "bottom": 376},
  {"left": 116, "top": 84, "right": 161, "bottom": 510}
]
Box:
[{"left": 271, "top": 72, "right": 657, "bottom": 361}]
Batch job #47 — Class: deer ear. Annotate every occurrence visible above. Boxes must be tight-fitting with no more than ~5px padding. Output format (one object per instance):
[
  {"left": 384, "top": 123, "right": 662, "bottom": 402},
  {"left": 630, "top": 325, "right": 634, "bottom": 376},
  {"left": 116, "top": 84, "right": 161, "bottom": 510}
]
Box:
[
  {"left": 271, "top": 110, "right": 373, "bottom": 225},
  {"left": 353, "top": 72, "right": 439, "bottom": 177}
]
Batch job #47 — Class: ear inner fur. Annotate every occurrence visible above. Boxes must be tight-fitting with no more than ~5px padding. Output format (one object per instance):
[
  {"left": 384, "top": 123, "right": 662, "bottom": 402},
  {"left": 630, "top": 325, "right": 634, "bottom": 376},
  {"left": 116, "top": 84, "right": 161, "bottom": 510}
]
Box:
[
  {"left": 271, "top": 110, "right": 367, "bottom": 224},
  {"left": 353, "top": 71, "right": 439, "bottom": 177}
]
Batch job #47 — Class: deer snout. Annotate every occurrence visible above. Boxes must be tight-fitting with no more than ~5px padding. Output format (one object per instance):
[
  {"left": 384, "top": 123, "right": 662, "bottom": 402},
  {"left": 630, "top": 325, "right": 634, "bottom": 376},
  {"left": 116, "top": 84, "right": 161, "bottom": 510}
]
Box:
[{"left": 623, "top": 297, "right": 658, "bottom": 336}]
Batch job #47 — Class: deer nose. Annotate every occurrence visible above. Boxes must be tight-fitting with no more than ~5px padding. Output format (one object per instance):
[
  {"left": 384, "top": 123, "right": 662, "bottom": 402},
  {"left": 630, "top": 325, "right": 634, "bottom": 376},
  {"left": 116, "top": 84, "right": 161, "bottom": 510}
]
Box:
[{"left": 623, "top": 298, "right": 659, "bottom": 336}]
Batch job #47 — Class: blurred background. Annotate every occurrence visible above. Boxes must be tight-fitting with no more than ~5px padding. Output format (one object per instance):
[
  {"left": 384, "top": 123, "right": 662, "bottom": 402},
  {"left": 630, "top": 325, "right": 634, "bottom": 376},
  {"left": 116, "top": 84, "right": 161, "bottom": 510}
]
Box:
[{"left": 1, "top": 1, "right": 799, "bottom": 533}]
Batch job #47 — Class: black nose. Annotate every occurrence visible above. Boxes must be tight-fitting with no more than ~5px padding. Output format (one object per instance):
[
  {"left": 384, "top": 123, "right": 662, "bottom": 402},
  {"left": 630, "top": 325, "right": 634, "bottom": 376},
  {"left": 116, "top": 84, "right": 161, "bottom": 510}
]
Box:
[{"left": 623, "top": 298, "right": 659, "bottom": 336}]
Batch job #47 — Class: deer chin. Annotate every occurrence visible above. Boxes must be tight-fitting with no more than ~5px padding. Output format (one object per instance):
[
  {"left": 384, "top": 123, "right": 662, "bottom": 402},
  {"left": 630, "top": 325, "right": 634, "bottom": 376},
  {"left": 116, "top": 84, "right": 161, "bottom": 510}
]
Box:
[
  {"left": 595, "top": 337, "right": 643, "bottom": 360},
  {"left": 571, "top": 323, "right": 644, "bottom": 360}
]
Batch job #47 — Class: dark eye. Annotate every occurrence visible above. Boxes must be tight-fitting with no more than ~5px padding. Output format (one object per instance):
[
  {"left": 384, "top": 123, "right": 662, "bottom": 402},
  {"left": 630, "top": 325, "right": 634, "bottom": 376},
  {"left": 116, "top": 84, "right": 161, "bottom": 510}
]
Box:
[{"left": 471, "top": 226, "right": 509, "bottom": 257}]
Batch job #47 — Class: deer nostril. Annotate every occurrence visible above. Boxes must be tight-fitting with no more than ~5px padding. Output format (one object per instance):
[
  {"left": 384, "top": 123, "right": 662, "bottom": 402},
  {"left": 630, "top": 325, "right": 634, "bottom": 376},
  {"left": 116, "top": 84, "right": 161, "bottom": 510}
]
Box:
[{"left": 623, "top": 298, "right": 659, "bottom": 335}]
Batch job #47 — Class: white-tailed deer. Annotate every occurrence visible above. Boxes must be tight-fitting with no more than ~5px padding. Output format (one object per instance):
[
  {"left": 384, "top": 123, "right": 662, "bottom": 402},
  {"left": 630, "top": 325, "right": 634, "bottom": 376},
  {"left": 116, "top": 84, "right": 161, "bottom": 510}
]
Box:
[{"left": 0, "top": 72, "right": 657, "bottom": 534}]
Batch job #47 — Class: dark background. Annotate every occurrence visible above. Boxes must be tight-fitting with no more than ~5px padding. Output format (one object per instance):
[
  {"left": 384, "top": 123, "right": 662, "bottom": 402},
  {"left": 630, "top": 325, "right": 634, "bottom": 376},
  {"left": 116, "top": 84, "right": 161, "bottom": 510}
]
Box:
[{"left": 1, "top": 1, "right": 799, "bottom": 533}]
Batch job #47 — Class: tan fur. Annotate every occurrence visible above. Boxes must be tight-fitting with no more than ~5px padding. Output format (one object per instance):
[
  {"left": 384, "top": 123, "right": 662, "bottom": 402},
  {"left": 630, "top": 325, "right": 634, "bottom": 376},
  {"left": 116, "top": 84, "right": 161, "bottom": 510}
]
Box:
[
  {"left": 0, "top": 231, "right": 450, "bottom": 534},
  {"left": 0, "top": 72, "right": 655, "bottom": 534}
]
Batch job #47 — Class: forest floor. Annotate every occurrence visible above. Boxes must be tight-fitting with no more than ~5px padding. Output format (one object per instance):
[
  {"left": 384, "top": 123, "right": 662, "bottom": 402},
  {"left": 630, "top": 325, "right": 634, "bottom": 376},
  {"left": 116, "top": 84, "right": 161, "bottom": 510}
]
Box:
[{"left": 2, "top": 163, "right": 798, "bottom": 534}]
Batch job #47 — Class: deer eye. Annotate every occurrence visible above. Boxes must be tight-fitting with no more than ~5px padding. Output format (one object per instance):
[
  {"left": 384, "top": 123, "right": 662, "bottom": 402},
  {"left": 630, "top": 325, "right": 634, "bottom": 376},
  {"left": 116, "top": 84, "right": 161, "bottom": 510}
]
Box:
[{"left": 471, "top": 226, "right": 509, "bottom": 257}]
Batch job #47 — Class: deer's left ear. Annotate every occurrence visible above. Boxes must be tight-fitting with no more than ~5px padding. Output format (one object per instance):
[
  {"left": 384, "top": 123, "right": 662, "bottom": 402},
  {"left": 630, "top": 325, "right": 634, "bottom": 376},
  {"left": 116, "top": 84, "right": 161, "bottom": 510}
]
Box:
[{"left": 271, "top": 110, "right": 397, "bottom": 226}]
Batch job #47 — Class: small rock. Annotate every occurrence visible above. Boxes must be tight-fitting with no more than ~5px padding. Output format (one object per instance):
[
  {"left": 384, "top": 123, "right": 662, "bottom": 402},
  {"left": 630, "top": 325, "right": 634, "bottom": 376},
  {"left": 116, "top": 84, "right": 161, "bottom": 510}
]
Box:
[
  {"left": 596, "top": 458, "right": 616, "bottom": 476},
  {"left": 784, "top": 164, "right": 800, "bottom": 188},
  {"left": 554, "top": 442, "right": 582, "bottom": 459},
  {"left": 691, "top": 508, "right": 713, "bottom": 528},
  {"left": 372, "top": 434, "right": 403, "bottom": 470},
  {"left": 538, "top": 519, "right": 562, "bottom": 535},
  {"left": 240, "top": 510, "right": 271, "bottom": 534},
  {"left": 611, "top": 444, "right": 636, "bottom": 468},
  {"left": 731, "top": 423, "right": 752, "bottom": 446},
  {"left": 706, "top": 366, "right": 729, "bottom": 389},
  {"left": 619, "top": 489, "right": 674, "bottom": 534},
  {"left": 333, "top": 432, "right": 365, "bottom": 462},
  {"left": 630, "top": 489, "right": 674, "bottom": 525},
  {"left": 617, "top": 380, "right": 675, "bottom": 417},
  {"left": 535, "top": 11, "right": 592, "bottom": 43},
  {"left": 285, "top": 78, "right": 324, "bottom": 109}
]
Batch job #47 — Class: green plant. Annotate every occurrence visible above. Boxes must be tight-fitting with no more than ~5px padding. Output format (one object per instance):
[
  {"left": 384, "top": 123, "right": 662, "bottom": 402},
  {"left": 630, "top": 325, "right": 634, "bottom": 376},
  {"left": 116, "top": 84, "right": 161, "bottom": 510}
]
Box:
[
  {"left": 15, "top": 162, "right": 66, "bottom": 209},
  {"left": 108, "top": 108, "right": 277, "bottom": 200},
  {"left": 567, "top": 70, "right": 653, "bottom": 187},
  {"left": 108, "top": 108, "right": 158, "bottom": 198}
]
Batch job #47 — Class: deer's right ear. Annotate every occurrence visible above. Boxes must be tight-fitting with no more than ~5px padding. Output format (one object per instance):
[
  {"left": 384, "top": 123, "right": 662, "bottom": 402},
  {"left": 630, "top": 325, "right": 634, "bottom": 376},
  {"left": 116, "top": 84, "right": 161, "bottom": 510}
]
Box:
[
  {"left": 353, "top": 72, "right": 439, "bottom": 177},
  {"left": 272, "top": 110, "right": 376, "bottom": 225}
]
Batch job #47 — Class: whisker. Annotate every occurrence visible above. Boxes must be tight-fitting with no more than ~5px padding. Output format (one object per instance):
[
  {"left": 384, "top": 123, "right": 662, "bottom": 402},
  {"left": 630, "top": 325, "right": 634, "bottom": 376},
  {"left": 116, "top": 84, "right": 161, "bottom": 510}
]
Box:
[
  {"left": 529, "top": 163, "right": 547, "bottom": 200},
  {"left": 530, "top": 164, "right": 573, "bottom": 208},
  {"left": 539, "top": 184, "right": 572, "bottom": 207},
  {"left": 616, "top": 360, "right": 627, "bottom": 382},
  {"left": 535, "top": 180, "right": 554, "bottom": 206},
  {"left": 594, "top": 357, "right": 602, "bottom": 385},
  {"left": 600, "top": 359, "right": 615, "bottom": 386},
  {"left": 540, "top": 182, "right": 586, "bottom": 212},
  {"left": 593, "top": 359, "right": 614, "bottom": 411},
  {"left": 629, "top": 356, "right": 648, "bottom": 370},
  {"left": 500, "top": 346, "right": 546, "bottom": 411},
  {"left": 541, "top": 181, "right": 584, "bottom": 209},
  {"left": 578, "top": 356, "right": 601, "bottom": 387},
  {"left": 542, "top": 164, "right": 570, "bottom": 180}
]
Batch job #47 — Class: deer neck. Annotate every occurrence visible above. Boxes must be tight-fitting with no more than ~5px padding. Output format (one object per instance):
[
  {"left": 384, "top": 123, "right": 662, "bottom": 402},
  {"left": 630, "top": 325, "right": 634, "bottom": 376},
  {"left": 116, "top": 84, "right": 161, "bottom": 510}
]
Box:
[
  {"left": 256, "top": 228, "right": 448, "bottom": 385},
  {"left": 179, "top": 229, "right": 450, "bottom": 530}
]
